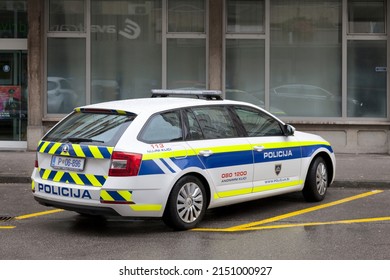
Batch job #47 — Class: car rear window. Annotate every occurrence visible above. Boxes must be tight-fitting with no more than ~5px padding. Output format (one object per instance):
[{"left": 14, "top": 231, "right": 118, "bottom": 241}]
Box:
[{"left": 43, "top": 110, "right": 136, "bottom": 146}]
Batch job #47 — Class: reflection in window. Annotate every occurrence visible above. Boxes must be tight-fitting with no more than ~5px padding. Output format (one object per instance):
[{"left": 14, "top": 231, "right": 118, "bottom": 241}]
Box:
[
  {"left": 234, "top": 106, "right": 283, "bottom": 137},
  {"left": 347, "top": 40, "right": 387, "bottom": 117},
  {"left": 225, "top": 39, "right": 265, "bottom": 107},
  {"left": 141, "top": 111, "right": 182, "bottom": 143},
  {"left": 348, "top": 0, "right": 385, "bottom": 34},
  {"left": 270, "top": 0, "right": 342, "bottom": 117},
  {"left": 167, "top": 39, "right": 206, "bottom": 89},
  {"left": 168, "top": 0, "right": 205, "bottom": 33},
  {"left": 192, "top": 107, "right": 238, "bottom": 139},
  {"left": 49, "top": 0, "right": 85, "bottom": 32},
  {"left": 226, "top": 0, "right": 265, "bottom": 33},
  {"left": 43, "top": 112, "right": 134, "bottom": 145},
  {"left": 91, "top": 0, "right": 162, "bottom": 103},
  {"left": 0, "top": 0, "right": 27, "bottom": 38},
  {"left": 47, "top": 38, "right": 85, "bottom": 114}
]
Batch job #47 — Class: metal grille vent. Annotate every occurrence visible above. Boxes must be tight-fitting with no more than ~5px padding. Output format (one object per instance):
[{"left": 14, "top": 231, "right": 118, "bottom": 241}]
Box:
[{"left": 0, "top": 217, "right": 14, "bottom": 222}]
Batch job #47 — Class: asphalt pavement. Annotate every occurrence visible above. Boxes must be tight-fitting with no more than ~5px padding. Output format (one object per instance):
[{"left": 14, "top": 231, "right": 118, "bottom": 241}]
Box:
[{"left": 0, "top": 151, "right": 389, "bottom": 188}]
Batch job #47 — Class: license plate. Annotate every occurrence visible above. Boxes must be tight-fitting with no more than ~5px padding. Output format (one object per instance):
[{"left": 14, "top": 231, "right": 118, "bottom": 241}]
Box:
[{"left": 51, "top": 155, "right": 85, "bottom": 172}]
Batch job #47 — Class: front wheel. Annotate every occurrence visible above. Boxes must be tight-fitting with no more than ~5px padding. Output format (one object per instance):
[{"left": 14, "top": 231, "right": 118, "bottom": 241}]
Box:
[
  {"left": 302, "top": 157, "right": 329, "bottom": 202},
  {"left": 163, "top": 175, "right": 207, "bottom": 230}
]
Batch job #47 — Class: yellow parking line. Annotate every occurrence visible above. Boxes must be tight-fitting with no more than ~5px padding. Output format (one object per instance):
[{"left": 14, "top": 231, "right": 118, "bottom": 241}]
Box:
[
  {"left": 0, "top": 226, "right": 15, "bottom": 229},
  {"left": 227, "top": 190, "right": 383, "bottom": 231},
  {"left": 192, "top": 190, "right": 384, "bottom": 232},
  {"left": 15, "top": 209, "right": 64, "bottom": 220},
  {"left": 236, "top": 216, "right": 390, "bottom": 231}
]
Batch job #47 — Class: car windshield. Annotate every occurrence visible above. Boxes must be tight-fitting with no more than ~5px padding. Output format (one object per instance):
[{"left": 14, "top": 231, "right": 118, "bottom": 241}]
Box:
[{"left": 43, "top": 110, "right": 136, "bottom": 145}]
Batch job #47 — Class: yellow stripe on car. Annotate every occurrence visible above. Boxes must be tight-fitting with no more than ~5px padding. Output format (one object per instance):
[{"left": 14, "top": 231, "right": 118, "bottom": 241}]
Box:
[
  {"left": 130, "top": 204, "right": 162, "bottom": 211},
  {"left": 253, "top": 180, "right": 304, "bottom": 193}
]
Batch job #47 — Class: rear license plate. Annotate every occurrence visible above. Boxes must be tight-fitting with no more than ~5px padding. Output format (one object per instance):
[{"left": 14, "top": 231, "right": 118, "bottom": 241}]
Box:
[{"left": 51, "top": 155, "right": 85, "bottom": 172}]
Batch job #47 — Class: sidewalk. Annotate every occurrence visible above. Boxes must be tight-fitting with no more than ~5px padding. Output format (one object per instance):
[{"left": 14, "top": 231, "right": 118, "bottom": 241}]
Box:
[{"left": 0, "top": 151, "right": 390, "bottom": 188}]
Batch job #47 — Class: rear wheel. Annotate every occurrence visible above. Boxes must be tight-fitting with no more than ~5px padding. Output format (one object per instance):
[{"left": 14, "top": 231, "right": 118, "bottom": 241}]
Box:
[
  {"left": 163, "top": 175, "right": 207, "bottom": 230},
  {"left": 302, "top": 157, "right": 329, "bottom": 202}
]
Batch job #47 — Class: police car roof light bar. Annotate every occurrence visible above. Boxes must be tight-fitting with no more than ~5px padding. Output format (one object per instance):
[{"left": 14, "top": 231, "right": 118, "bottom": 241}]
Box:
[{"left": 151, "top": 89, "right": 223, "bottom": 100}]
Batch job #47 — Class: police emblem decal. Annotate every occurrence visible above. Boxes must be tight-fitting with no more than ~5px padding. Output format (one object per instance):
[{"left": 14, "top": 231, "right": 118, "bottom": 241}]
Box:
[
  {"left": 275, "top": 164, "right": 282, "bottom": 176},
  {"left": 62, "top": 144, "right": 70, "bottom": 154}
]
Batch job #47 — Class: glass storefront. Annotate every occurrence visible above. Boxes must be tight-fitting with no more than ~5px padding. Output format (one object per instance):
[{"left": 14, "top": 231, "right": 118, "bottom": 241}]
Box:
[
  {"left": 41, "top": 0, "right": 389, "bottom": 120},
  {"left": 0, "top": 51, "right": 27, "bottom": 141},
  {"left": 225, "top": 0, "right": 387, "bottom": 119},
  {"left": 0, "top": 1, "right": 27, "bottom": 145}
]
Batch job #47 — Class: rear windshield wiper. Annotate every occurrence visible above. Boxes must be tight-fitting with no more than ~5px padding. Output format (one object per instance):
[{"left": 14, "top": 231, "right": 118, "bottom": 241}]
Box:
[{"left": 66, "top": 137, "right": 104, "bottom": 143}]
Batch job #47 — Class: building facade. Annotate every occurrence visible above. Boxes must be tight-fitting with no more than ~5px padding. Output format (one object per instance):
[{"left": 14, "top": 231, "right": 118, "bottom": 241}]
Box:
[{"left": 1, "top": 0, "right": 389, "bottom": 153}]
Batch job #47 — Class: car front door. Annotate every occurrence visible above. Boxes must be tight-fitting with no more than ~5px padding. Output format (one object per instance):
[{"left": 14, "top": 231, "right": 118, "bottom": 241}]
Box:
[{"left": 232, "top": 106, "right": 303, "bottom": 194}]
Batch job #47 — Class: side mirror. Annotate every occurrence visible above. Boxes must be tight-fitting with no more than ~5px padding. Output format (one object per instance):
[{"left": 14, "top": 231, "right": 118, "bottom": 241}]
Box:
[{"left": 283, "top": 124, "right": 295, "bottom": 136}]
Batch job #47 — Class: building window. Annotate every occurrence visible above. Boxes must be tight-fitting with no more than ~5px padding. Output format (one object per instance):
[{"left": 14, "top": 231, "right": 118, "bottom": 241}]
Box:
[
  {"left": 226, "top": 0, "right": 265, "bottom": 33},
  {"left": 166, "top": 0, "right": 207, "bottom": 89},
  {"left": 225, "top": 39, "right": 265, "bottom": 107},
  {"left": 49, "top": 0, "right": 85, "bottom": 32},
  {"left": 0, "top": 0, "right": 27, "bottom": 38},
  {"left": 168, "top": 0, "right": 205, "bottom": 33},
  {"left": 347, "top": 40, "right": 387, "bottom": 117},
  {"left": 348, "top": 0, "right": 386, "bottom": 34},
  {"left": 167, "top": 38, "right": 206, "bottom": 89},
  {"left": 270, "top": 0, "right": 342, "bottom": 117},
  {"left": 225, "top": 0, "right": 265, "bottom": 108},
  {"left": 47, "top": 38, "right": 86, "bottom": 114},
  {"left": 91, "top": 0, "right": 162, "bottom": 103},
  {"left": 46, "top": 0, "right": 86, "bottom": 115}
]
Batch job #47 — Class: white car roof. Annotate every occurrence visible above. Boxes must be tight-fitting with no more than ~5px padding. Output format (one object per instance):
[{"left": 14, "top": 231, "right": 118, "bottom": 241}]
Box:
[{"left": 79, "top": 97, "right": 251, "bottom": 116}]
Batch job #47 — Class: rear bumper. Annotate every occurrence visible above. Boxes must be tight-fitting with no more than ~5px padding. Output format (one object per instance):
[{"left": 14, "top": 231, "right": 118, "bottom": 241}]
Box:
[{"left": 34, "top": 196, "right": 120, "bottom": 216}]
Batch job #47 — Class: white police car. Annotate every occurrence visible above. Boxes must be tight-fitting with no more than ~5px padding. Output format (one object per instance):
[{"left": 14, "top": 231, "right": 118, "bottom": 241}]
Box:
[{"left": 32, "top": 90, "right": 336, "bottom": 230}]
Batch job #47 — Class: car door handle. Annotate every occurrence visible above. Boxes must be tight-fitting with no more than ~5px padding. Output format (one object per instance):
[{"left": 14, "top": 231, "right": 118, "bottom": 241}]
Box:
[
  {"left": 253, "top": 146, "right": 265, "bottom": 152},
  {"left": 198, "top": 150, "right": 213, "bottom": 157}
]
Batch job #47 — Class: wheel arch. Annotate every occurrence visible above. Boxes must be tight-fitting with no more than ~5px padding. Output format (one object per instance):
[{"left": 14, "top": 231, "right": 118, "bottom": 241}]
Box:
[
  {"left": 169, "top": 171, "right": 212, "bottom": 208},
  {"left": 309, "top": 151, "right": 335, "bottom": 185}
]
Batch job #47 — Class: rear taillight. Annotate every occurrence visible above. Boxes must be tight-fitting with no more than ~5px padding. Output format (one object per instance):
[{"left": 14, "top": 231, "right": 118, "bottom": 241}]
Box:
[
  {"left": 109, "top": 152, "right": 142, "bottom": 177},
  {"left": 35, "top": 154, "right": 38, "bottom": 168}
]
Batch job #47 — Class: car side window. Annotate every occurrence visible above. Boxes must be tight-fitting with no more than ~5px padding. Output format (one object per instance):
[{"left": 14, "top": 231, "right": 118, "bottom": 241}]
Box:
[
  {"left": 184, "top": 109, "right": 204, "bottom": 140},
  {"left": 190, "top": 106, "right": 239, "bottom": 139},
  {"left": 234, "top": 106, "right": 284, "bottom": 137},
  {"left": 140, "top": 111, "right": 183, "bottom": 143}
]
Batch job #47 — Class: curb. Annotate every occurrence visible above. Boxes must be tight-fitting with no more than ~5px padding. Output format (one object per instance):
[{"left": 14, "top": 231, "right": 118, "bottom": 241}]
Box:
[{"left": 332, "top": 180, "right": 390, "bottom": 189}]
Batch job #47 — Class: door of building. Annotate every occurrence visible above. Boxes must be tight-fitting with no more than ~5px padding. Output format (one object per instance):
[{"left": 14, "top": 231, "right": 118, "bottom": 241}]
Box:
[{"left": 0, "top": 50, "right": 27, "bottom": 145}]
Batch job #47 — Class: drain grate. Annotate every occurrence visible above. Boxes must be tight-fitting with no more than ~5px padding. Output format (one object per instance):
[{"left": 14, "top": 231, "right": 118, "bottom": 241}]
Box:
[{"left": 0, "top": 216, "right": 14, "bottom": 222}]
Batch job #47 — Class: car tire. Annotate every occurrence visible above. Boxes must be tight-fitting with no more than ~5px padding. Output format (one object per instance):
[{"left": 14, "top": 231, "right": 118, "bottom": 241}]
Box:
[
  {"left": 163, "top": 175, "right": 207, "bottom": 230},
  {"left": 302, "top": 157, "right": 328, "bottom": 202}
]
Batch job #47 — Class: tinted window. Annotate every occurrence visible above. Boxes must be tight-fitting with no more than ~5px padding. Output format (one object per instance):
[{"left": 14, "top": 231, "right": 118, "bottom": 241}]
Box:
[
  {"left": 234, "top": 106, "right": 283, "bottom": 137},
  {"left": 44, "top": 111, "right": 135, "bottom": 145},
  {"left": 140, "top": 111, "right": 183, "bottom": 143},
  {"left": 185, "top": 109, "right": 204, "bottom": 140},
  {"left": 191, "top": 106, "right": 238, "bottom": 139}
]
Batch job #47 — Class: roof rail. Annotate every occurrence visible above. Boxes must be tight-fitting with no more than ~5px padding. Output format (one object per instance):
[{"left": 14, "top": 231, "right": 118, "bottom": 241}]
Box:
[{"left": 151, "top": 89, "right": 223, "bottom": 100}]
